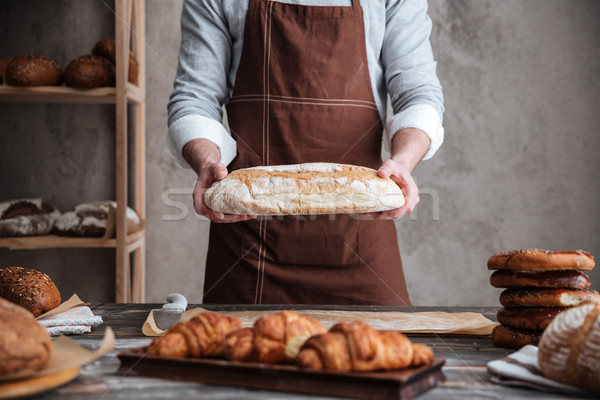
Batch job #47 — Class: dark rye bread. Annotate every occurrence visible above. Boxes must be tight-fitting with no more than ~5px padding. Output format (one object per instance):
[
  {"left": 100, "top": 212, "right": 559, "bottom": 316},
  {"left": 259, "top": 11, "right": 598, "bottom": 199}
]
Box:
[
  {"left": 490, "top": 270, "right": 591, "bottom": 289},
  {"left": 0, "top": 267, "right": 61, "bottom": 318},
  {"left": 92, "top": 38, "right": 139, "bottom": 84},
  {"left": 0, "top": 198, "right": 61, "bottom": 237},
  {"left": 0, "top": 298, "right": 52, "bottom": 375},
  {"left": 63, "top": 54, "right": 116, "bottom": 88},
  {"left": 4, "top": 54, "right": 63, "bottom": 86}
]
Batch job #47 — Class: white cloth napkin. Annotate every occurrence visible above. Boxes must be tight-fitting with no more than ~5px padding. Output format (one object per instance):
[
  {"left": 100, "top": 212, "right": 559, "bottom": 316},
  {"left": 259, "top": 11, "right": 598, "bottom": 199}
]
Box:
[
  {"left": 38, "top": 306, "right": 103, "bottom": 336},
  {"left": 487, "top": 345, "right": 594, "bottom": 397}
]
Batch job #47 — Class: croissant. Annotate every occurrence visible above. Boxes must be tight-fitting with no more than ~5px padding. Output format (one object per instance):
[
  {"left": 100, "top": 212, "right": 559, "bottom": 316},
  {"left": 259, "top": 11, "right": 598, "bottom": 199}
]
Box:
[
  {"left": 296, "top": 322, "right": 434, "bottom": 372},
  {"left": 146, "top": 312, "right": 242, "bottom": 358},
  {"left": 223, "top": 310, "right": 327, "bottom": 363}
]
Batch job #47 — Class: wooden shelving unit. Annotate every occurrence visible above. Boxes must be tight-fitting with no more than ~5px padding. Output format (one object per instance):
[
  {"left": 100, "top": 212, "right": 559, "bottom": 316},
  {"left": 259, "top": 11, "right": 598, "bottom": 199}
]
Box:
[{"left": 0, "top": 0, "right": 146, "bottom": 303}]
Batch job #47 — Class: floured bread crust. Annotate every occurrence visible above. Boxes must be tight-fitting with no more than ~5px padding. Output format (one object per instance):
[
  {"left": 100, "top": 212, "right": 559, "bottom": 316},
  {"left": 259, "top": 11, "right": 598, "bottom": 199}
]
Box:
[
  {"left": 204, "top": 163, "right": 405, "bottom": 215},
  {"left": 0, "top": 198, "right": 61, "bottom": 237}
]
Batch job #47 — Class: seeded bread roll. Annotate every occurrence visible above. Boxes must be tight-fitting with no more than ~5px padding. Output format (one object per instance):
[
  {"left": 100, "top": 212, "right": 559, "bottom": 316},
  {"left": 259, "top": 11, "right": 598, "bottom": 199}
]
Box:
[
  {"left": 92, "top": 38, "right": 139, "bottom": 84},
  {"left": 4, "top": 54, "right": 63, "bottom": 86},
  {"left": 499, "top": 288, "right": 600, "bottom": 308},
  {"left": 0, "top": 267, "right": 61, "bottom": 318},
  {"left": 63, "top": 54, "right": 115, "bottom": 88},
  {"left": 0, "top": 298, "right": 52, "bottom": 375},
  {"left": 487, "top": 249, "right": 595, "bottom": 271},
  {"left": 490, "top": 324, "right": 543, "bottom": 349},
  {"left": 0, "top": 198, "right": 61, "bottom": 237},
  {"left": 205, "top": 163, "right": 405, "bottom": 215},
  {"left": 490, "top": 270, "right": 591, "bottom": 289},
  {"left": 0, "top": 56, "right": 14, "bottom": 84},
  {"left": 496, "top": 307, "right": 567, "bottom": 331},
  {"left": 538, "top": 301, "right": 600, "bottom": 394}
]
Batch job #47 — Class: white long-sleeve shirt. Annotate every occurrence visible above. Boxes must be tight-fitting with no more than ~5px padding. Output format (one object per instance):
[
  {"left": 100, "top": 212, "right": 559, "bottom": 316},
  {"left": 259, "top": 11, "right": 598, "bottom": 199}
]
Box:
[{"left": 166, "top": 0, "right": 445, "bottom": 168}]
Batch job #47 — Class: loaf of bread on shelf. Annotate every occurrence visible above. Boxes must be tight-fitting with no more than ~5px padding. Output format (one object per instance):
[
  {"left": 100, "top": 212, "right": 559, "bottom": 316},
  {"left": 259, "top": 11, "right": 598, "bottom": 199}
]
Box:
[
  {"left": 296, "top": 321, "right": 433, "bottom": 372},
  {"left": 4, "top": 54, "right": 62, "bottom": 86},
  {"left": 0, "top": 57, "right": 14, "bottom": 85},
  {"left": 205, "top": 162, "right": 405, "bottom": 215},
  {"left": 92, "top": 38, "right": 139, "bottom": 84},
  {"left": 53, "top": 201, "right": 141, "bottom": 238},
  {"left": 146, "top": 312, "right": 242, "bottom": 358},
  {"left": 0, "top": 198, "right": 61, "bottom": 237},
  {"left": 538, "top": 300, "right": 600, "bottom": 394},
  {"left": 63, "top": 54, "right": 116, "bottom": 88},
  {"left": 222, "top": 310, "right": 327, "bottom": 363},
  {"left": 0, "top": 267, "right": 61, "bottom": 318},
  {"left": 0, "top": 298, "right": 52, "bottom": 375}
]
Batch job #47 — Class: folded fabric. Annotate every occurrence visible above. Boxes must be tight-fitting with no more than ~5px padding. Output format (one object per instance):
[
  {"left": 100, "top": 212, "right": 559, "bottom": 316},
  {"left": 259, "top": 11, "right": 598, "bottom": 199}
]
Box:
[
  {"left": 487, "top": 345, "right": 594, "bottom": 397},
  {"left": 38, "top": 306, "right": 103, "bottom": 336}
]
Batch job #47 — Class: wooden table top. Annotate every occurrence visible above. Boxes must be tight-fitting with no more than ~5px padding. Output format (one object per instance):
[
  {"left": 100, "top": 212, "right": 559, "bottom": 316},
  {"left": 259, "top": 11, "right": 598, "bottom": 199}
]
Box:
[{"left": 29, "top": 304, "right": 593, "bottom": 400}]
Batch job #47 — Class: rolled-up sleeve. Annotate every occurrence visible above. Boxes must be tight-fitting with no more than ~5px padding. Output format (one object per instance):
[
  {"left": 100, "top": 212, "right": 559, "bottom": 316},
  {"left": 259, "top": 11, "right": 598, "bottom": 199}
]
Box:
[
  {"left": 382, "top": 0, "right": 445, "bottom": 160},
  {"left": 166, "top": 0, "right": 238, "bottom": 168}
]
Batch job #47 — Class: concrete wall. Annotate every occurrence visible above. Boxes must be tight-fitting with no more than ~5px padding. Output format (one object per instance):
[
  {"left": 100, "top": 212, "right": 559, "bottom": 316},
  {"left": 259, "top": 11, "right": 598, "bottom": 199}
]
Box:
[{"left": 1, "top": 0, "right": 598, "bottom": 306}]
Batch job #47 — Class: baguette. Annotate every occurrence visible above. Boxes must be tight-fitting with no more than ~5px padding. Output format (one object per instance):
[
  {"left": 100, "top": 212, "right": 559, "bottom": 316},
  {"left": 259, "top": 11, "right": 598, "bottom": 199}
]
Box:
[{"left": 204, "top": 163, "right": 405, "bottom": 215}]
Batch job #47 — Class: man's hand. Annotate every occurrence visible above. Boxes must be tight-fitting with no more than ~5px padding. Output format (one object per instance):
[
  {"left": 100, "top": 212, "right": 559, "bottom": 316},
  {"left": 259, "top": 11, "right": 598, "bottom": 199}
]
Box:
[
  {"left": 184, "top": 138, "right": 256, "bottom": 223},
  {"left": 366, "top": 127, "right": 430, "bottom": 220}
]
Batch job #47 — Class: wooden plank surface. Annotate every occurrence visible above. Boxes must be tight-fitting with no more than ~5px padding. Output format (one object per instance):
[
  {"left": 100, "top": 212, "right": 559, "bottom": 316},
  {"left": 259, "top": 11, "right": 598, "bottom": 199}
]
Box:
[
  {"left": 26, "top": 304, "right": 595, "bottom": 400},
  {"left": 0, "top": 84, "right": 141, "bottom": 104}
]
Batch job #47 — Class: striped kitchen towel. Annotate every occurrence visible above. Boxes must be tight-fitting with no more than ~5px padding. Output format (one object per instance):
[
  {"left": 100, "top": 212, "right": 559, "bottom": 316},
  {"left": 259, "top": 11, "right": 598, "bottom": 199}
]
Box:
[{"left": 487, "top": 345, "right": 593, "bottom": 397}]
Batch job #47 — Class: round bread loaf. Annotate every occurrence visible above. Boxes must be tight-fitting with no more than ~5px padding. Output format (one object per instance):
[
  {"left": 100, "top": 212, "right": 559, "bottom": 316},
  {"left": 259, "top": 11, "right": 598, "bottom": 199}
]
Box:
[
  {"left": 0, "top": 56, "right": 15, "bottom": 85},
  {"left": 538, "top": 301, "right": 600, "bottom": 394},
  {"left": 4, "top": 54, "right": 63, "bottom": 86},
  {"left": 0, "top": 298, "right": 52, "bottom": 375},
  {"left": 487, "top": 249, "right": 595, "bottom": 271},
  {"left": 92, "top": 38, "right": 139, "bottom": 84},
  {"left": 0, "top": 267, "right": 61, "bottom": 318},
  {"left": 499, "top": 288, "right": 600, "bottom": 308},
  {"left": 0, "top": 198, "right": 61, "bottom": 237},
  {"left": 490, "top": 270, "right": 591, "bottom": 289},
  {"left": 204, "top": 163, "right": 405, "bottom": 215},
  {"left": 496, "top": 307, "right": 567, "bottom": 331},
  {"left": 490, "top": 324, "right": 542, "bottom": 349},
  {"left": 63, "top": 54, "right": 115, "bottom": 88},
  {"left": 53, "top": 200, "right": 141, "bottom": 237}
]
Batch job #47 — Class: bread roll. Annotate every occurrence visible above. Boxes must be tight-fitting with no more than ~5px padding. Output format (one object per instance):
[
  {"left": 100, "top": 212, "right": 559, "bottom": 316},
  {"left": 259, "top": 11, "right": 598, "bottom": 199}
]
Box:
[
  {"left": 488, "top": 249, "right": 595, "bottom": 271},
  {"left": 490, "top": 324, "right": 542, "bottom": 349},
  {"left": 490, "top": 269, "right": 591, "bottom": 289},
  {"left": 205, "top": 163, "right": 405, "bottom": 215},
  {"left": 496, "top": 307, "right": 567, "bottom": 331},
  {"left": 538, "top": 301, "right": 600, "bottom": 393},
  {"left": 0, "top": 198, "right": 61, "bottom": 237},
  {"left": 499, "top": 288, "right": 600, "bottom": 308},
  {"left": 92, "top": 38, "right": 139, "bottom": 84},
  {"left": 0, "top": 267, "right": 61, "bottom": 317},
  {"left": 0, "top": 56, "right": 14, "bottom": 85},
  {"left": 63, "top": 54, "right": 115, "bottom": 88},
  {"left": 0, "top": 298, "right": 52, "bottom": 375},
  {"left": 4, "top": 54, "right": 62, "bottom": 86}
]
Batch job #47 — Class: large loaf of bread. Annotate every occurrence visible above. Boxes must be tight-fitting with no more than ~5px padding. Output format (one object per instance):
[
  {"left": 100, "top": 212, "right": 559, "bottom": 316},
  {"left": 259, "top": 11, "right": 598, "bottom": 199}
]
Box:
[
  {"left": 204, "top": 163, "right": 405, "bottom": 215},
  {"left": 538, "top": 301, "right": 600, "bottom": 393},
  {"left": 0, "top": 298, "right": 52, "bottom": 375}
]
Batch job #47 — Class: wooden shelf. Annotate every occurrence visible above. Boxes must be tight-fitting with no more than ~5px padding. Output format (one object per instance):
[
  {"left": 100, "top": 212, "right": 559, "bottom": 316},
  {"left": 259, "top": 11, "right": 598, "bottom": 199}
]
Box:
[
  {"left": 0, "top": 83, "right": 141, "bottom": 104},
  {"left": 0, "top": 230, "right": 144, "bottom": 252}
]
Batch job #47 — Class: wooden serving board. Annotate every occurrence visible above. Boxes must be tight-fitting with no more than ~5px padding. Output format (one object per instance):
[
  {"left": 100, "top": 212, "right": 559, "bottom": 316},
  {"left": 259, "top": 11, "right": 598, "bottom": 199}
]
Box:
[
  {"left": 117, "top": 351, "right": 445, "bottom": 400},
  {"left": 0, "top": 366, "right": 80, "bottom": 400}
]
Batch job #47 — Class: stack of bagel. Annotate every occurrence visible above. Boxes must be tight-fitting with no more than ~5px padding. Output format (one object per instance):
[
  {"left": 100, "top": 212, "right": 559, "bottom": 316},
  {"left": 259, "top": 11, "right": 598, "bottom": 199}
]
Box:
[{"left": 488, "top": 249, "right": 599, "bottom": 349}]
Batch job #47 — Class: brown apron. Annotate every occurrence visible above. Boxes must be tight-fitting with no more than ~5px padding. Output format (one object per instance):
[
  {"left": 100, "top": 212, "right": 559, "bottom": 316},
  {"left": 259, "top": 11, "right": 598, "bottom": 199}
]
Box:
[{"left": 204, "top": 0, "right": 410, "bottom": 305}]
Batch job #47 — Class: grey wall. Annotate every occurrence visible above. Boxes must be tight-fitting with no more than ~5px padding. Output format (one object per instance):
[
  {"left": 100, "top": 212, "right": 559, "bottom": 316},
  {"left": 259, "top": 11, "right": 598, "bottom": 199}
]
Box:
[{"left": 1, "top": 0, "right": 598, "bottom": 306}]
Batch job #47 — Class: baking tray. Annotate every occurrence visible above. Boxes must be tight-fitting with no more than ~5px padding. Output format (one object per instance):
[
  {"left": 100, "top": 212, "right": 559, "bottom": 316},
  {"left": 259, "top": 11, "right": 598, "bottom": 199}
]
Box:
[{"left": 117, "top": 350, "right": 445, "bottom": 400}]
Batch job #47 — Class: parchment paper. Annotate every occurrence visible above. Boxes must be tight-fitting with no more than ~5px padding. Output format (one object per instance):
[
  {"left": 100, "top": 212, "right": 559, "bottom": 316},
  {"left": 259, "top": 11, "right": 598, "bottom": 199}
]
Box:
[
  {"left": 0, "top": 327, "right": 114, "bottom": 382},
  {"left": 143, "top": 307, "right": 497, "bottom": 337},
  {"left": 36, "top": 293, "right": 87, "bottom": 319}
]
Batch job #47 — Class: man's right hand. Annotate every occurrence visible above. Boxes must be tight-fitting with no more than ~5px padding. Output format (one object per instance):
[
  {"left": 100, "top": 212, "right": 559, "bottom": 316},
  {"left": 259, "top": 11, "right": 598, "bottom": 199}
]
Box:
[{"left": 183, "top": 138, "right": 256, "bottom": 223}]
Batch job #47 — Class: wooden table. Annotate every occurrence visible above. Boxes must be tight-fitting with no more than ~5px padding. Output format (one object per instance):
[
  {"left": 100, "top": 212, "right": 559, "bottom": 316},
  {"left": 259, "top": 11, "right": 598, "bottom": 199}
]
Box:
[{"left": 31, "top": 304, "right": 591, "bottom": 400}]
